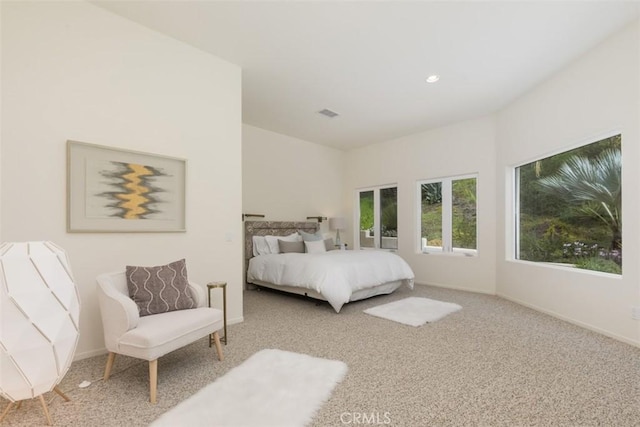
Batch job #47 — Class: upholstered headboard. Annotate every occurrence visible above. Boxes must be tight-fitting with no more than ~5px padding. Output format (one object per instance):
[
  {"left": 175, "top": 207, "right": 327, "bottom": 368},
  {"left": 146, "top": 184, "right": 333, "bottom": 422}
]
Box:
[{"left": 244, "top": 220, "right": 319, "bottom": 261}]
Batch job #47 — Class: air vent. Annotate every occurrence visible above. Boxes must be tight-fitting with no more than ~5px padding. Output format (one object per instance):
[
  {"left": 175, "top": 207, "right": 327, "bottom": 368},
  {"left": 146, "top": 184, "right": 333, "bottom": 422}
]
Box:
[{"left": 318, "top": 108, "right": 339, "bottom": 118}]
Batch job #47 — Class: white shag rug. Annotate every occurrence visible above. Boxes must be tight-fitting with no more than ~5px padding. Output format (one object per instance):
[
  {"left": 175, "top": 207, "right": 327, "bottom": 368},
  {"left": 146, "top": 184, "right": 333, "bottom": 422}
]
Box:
[
  {"left": 364, "top": 296, "right": 462, "bottom": 326},
  {"left": 151, "top": 349, "right": 348, "bottom": 427}
]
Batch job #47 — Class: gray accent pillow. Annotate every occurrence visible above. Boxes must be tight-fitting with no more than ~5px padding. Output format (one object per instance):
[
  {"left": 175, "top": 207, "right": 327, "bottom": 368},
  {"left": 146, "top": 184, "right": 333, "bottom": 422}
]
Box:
[
  {"left": 126, "top": 259, "right": 196, "bottom": 317},
  {"left": 298, "top": 229, "right": 323, "bottom": 241},
  {"left": 279, "top": 239, "right": 305, "bottom": 253},
  {"left": 324, "top": 238, "right": 335, "bottom": 251}
]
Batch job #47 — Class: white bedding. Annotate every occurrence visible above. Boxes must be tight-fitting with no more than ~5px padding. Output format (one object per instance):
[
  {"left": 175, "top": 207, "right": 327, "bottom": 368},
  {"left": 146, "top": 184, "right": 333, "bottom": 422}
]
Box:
[{"left": 247, "top": 250, "right": 415, "bottom": 312}]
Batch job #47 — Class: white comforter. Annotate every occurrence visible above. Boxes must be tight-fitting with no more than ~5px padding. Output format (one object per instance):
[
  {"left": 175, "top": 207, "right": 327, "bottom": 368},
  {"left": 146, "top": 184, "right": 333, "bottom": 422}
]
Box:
[{"left": 247, "top": 250, "right": 415, "bottom": 312}]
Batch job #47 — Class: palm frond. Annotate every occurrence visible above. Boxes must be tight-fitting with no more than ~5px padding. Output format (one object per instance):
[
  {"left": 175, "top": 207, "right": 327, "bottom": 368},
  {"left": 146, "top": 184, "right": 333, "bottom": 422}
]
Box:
[
  {"left": 536, "top": 148, "right": 621, "bottom": 232},
  {"left": 537, "top": 148, "right": 620, "bottom": 205}
]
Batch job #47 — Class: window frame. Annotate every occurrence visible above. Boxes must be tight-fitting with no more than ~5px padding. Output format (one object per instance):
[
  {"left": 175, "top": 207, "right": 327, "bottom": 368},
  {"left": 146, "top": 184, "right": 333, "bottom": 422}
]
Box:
[
  {"left": 416, "top": 173, "right": 478, "bottom": 256},
  {"left": 510, "top": 131, "right": 622, "bottom": 276},
  {"left": 355, "top": 184, "right": 398, "bottom": 250}
]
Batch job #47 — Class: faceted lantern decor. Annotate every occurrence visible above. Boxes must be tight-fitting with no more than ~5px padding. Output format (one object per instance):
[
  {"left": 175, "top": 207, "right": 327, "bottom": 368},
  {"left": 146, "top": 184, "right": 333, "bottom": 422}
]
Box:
[{"left": 0, "top": 242, "right": 80, "bottom": 402}]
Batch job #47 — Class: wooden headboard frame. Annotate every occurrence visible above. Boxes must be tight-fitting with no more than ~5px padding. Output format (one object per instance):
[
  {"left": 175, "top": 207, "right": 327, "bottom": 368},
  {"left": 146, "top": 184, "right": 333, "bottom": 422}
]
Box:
[{"left": 244, "top": 221, "right": 319, "bottom": 287}]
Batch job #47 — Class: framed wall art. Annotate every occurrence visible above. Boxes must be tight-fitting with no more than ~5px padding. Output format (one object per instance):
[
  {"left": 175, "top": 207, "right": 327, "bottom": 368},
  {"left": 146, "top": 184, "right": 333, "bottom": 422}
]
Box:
[{"left": 67, "top": 140, "right": 186, "bottom": 232}]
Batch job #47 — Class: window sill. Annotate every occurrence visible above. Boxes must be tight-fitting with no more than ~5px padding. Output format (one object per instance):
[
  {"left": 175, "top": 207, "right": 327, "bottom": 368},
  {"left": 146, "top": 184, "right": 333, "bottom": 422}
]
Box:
[
  {"left": 420, "top": 250, "right": 477, "bottom": 257},
  {"left": 507, "top": 259, "right": 622, "bottom": 278}
]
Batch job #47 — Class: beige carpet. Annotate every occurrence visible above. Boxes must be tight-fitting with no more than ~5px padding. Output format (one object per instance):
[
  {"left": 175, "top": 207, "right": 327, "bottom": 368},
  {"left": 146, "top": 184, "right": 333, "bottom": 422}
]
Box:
[{"left": 2, "top": 284, "right": 640, "bottom": 426}]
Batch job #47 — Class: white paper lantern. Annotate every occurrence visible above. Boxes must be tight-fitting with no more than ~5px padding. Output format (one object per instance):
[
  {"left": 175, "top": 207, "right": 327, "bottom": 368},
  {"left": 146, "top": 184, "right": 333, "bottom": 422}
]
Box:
[{"left": 0, "top": 242, "right": 80, "bottom": 402}]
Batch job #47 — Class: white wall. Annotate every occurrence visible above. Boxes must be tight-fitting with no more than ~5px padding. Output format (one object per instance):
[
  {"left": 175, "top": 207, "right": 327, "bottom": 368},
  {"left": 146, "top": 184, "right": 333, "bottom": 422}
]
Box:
[
  {"left": 496, "top": 22, "right": 640, "bottom": 345},
  {"left": 345, "top": 117, "right": 497, "bottom": 294},
  {"left": 242, "top": 124, "right": 345, "bottom": 236},
  {"left": 0, "top": 1, "right": 3, "bottom": 241},
  {"left": 1, "top": 2, "right": 243, "bottom": 359}
]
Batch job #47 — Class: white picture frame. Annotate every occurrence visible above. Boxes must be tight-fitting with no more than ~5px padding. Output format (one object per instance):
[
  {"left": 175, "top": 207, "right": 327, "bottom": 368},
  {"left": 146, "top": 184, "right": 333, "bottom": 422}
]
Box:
[{"left": 67, "top": 140, "right": 186, "bottom": 232}]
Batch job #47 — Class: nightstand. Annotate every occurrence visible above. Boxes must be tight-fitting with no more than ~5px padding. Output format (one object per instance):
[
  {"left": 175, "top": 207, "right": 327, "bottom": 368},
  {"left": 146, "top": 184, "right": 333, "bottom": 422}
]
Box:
[{"left": 207, "top": 281, "right": 227, "bottom": 345}]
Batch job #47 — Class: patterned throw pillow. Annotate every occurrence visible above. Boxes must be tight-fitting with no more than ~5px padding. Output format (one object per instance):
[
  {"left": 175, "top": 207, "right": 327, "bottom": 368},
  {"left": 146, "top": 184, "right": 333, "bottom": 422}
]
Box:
[{"left": 126, "top": 259, "right": 196, "bottom": 317}]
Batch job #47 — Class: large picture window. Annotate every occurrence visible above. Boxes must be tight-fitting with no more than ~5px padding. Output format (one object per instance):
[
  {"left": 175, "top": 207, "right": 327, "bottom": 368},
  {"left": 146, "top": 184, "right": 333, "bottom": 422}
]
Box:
[
  {"left": 515, "top": 134, "right": 622, "bottom": 274},
  {"left": 357, "top": 185, "right": 397, "bottom": 250},
  {"left": 418, "top": 175, "right": 477, "bottom": 254}
]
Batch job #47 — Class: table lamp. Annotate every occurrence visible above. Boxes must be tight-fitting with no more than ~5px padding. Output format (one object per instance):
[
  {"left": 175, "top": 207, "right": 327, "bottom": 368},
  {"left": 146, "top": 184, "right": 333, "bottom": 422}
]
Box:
[{"left": 329, "top": 217, "right": 346, "bottom": 246}]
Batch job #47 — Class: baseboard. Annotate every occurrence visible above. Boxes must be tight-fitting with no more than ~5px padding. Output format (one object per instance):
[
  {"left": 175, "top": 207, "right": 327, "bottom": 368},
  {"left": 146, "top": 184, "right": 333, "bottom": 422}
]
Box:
[
  {"left": 497, "top": 292, "right": 640, "bottom": 348},
  {"left": 414, "top": 280, "right": 495, "bottom": 295},
  {"left": 228, "top": 316, "right": 244, "bottom": 325},
  {"left": 74, "top": 348, "right": 107, "bottom": 361}
]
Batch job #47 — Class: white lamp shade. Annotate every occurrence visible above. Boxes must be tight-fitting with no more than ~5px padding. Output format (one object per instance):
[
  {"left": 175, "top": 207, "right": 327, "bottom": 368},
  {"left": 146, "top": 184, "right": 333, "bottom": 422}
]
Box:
[
  {"left": 329, "top": 217, "right": 346, "bottom": 230},
  {"left": 0, "top": 242, "right": 80, "bottom": 402}
]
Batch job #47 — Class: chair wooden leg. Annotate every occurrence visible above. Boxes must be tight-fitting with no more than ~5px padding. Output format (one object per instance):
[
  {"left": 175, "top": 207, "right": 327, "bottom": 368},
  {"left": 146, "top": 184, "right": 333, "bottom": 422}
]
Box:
[
  {"left": 104, "top": 352, "right": 116, "bottom": 381},
  {"left": 212, "top": 331, "right": 224, "bottom": 361},
  {"left": 0, "top": 402, "right": 15, "bottom": 423},
  {"left": 149, "top": 359, "right": 158, "bottom": 404},
  {"left": 53, "top": 386, "right": 71, "bottom": 402},
  {"left": 38, "top": 395, "right": 53, "bottom": 426},
  {"left": 0, "top": 389, "right": 70, "bottom": 426}
]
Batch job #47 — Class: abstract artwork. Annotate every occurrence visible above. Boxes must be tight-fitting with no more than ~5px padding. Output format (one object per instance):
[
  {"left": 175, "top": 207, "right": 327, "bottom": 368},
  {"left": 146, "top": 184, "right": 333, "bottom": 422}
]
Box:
[{"left": 67, "top": 141, "right": 186, "bottom": 232}]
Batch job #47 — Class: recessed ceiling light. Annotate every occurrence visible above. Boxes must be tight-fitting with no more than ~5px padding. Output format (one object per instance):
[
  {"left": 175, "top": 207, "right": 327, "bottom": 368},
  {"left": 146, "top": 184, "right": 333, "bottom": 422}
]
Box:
[{"left": 426, "top": 75, "right": 440, "bottom": 83}]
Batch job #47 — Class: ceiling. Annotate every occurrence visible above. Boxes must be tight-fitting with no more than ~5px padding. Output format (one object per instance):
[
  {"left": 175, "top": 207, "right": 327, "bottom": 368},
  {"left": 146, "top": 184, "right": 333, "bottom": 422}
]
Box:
[{"left": 93, "top": 1, "right": 639, "bottom": 151}]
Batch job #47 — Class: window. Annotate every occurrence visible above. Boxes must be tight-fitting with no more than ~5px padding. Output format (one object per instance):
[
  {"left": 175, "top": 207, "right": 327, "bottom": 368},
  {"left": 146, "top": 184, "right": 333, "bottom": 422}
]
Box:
[
  {"left": 418, "top": 175, "right": 477, "bottom": 254},
  {"left": 515, "top": 134, "right": 621, "bottom": 274},
  {"left": 357, "top": 185, "right": 397, "bottom": 250}
]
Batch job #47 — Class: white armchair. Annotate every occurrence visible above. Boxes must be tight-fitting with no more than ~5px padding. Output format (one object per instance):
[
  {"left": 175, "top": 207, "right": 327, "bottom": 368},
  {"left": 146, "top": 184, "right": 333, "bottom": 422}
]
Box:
[{"left": 96, "top": 271, "right": 224, "bottom": 403}]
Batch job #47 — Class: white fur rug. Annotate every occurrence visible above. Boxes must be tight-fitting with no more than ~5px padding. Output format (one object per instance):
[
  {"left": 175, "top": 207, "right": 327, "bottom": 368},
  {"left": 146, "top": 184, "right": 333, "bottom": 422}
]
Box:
[
  {"left": 364, "top": 297, "right": 462, "bottom": 326},
  {"left": 151, "top": 349, "right": 347, "bottom": 427}
]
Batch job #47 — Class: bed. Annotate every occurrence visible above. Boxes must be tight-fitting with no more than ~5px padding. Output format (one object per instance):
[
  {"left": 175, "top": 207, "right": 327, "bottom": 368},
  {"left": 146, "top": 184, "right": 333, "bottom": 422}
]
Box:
[{"left": 244, "top": 221, "right": 414, "bottom": 312}]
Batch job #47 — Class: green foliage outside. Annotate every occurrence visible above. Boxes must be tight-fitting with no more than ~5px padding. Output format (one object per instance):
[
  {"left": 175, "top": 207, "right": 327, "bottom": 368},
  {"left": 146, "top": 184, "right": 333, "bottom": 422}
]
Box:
[
  {"left": 452, "top": 178, "right": 477, "bottom": 249},
  {"left": 420, "top": 179, "right": 476, "bottom": 249},
  {"left": 359, "top": 191, "right": 374, "bottom": 231},
  {"left": 380, "top": 187, "right": 397, "bottom": 237},
  {"left": 359, "top": 187, "right": 397, "bottom": 237},
  {"left": 421, "top": 182, "right": 442, "bottom": 246},
  {"left": 518, "top": 135, "right": 622, "bottom": 274},
  {"left": 574, "top": 258, "right": 621, "bottom": 275}
]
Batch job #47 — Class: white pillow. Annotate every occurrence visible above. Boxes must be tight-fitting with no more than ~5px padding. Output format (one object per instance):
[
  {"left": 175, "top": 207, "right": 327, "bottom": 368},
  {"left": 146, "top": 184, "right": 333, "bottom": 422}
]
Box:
[
  {"left": 305, "top": 239, "right": 327, "bottom": 254},
  {"left": 265, "top": 232, "right": 301, "bottom": 254},
  {"left": 252, "top": 236, "right": 271, "bottom": 256}
]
